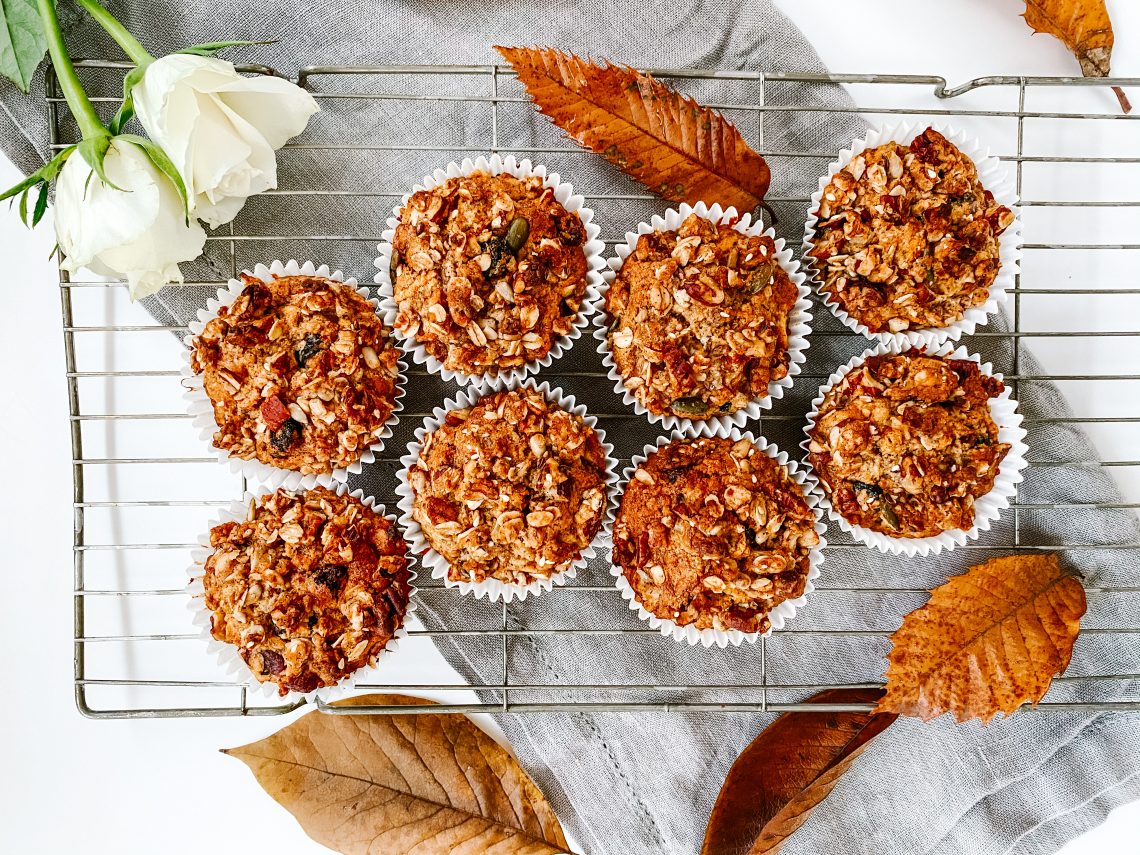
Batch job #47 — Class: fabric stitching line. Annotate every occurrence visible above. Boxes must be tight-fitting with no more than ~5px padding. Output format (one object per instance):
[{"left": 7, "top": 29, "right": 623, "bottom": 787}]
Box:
[{"left": 515, "top": 615, "right": 669, "bottom": 850}]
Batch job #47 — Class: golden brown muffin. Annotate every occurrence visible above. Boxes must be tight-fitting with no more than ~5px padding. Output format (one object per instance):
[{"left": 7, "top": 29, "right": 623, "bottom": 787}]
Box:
[
  {"left": 808, "top": 128, "right": 1014, "bottom": 333},
  {"left": 190, "top": 274, "right": 400, "bottom": 474},
  {"left": 604, "top": 213, "right": 798, "bottom": 419},
  {"left": 407, "top": 387, "right": 609, "bottom": 586},
  {"left": 391, "top": 171, "right": 589, "bottom": 375},
  {"left": 612, "top": 436, "right": 819, "bottom": 634},
  {"left": 806, "top": 350, "right": 1010, "bottom": 538},
  {"left": 202, "top": 487, "right": 411, "bottom": 696}
]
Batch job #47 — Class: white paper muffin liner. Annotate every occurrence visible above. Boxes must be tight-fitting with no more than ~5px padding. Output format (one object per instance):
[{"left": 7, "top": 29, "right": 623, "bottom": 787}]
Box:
[
  {"left": 592, "top": 201, "right": 813, "bottom": 431},
  {"left": 604, "top": 423, "right": 827, "bottom": 649},
  {"left": 395, "top": 376, "right": 618, "bottom": 603},
  {"left": 802, "top": 122, "right": 1023, "bottom": 348},
  {"left": 800, "top": 340, "right": 1029, "bottom": 557},
  {"left": 373, "top": 154, "right": 606, "bottom": 389},
  {"left": 186, "top": 481, "right": 417, "bottom": 705},
  {"left": 182, "top": 259, "right": 406, "bottom": 491}
]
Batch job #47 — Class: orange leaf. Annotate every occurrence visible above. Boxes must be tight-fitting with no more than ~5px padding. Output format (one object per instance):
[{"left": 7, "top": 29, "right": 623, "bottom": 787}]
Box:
[
  {"left": 876, "top": 553, "right": 1087, "bottom": 723},
  {"left": 496, "top": 46, "right": 771, "bottom": 213},
  {"left": 702, "top": 689, "right": 896, "bottom": 855},
  {"left": 1022, "top": 0, "right": 1130, "bottom": 112}
]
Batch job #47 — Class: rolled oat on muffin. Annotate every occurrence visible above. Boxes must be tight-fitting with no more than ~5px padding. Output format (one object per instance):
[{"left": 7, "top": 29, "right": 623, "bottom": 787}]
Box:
[
  {"left": 390, "top": 170, "right": 590, "bottom": 376},
  {"left": 612, "top": 436, "right": 820, "bottom": 635},
  {"left": 806, "top": 349, "right": 1011, "bottom": 539},
  {"left": 604, "top": 213, "right": 799, "bottom": 420},
  {"left": 807, "top": 127, "right": 1015, "bottom": 334},
  {"left": 201, "top": 486, "right": 411, "bottom": 696},
  {"left": 189, "top": 273, "right": 401, "bottom": 475},
  {"left": 407, "top": 386, "right": 609, "bottom": 588}
]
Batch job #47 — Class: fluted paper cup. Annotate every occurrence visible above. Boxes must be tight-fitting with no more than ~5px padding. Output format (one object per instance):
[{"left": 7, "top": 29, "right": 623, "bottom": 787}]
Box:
[
  {"left": 374, "top": 154, "right": 606, "bottom": 389},
  {"left": 395, "top": 376, "right": 617, "bottom": 603},
  {"left": 803, "top": 122, "right": 1022, "bottom": 347},
  {"left": 182, "top": 259, "right": 406, "bottom": 490},
  {"left": 186, "top": 482, "right": 417, "bottom": 705},
  {"left": 604, "top": 423, "right": 827, "bottom": 648},
  {"left": 800, "top": 340, "right": 1029, "bottom": 556},
  {"left": 593, "top": 201, "right": 812, "bottom": 431}
]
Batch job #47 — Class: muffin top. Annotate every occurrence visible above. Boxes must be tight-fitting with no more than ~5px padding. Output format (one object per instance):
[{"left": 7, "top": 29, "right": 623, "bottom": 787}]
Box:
[
  {"left": 190, "top": 274, "right": 401, "bottom": 474},
  {"left": 390, "top": 170, "right": 590, "bottom": 376},
  {"left": 807, "top": 128, "right": 1015, "bottom": 334},
  {"left": 612, "top": 436, "right": 820, "bottom": 635},
  {"left": 605, "top": 213, "right": 798, "bottom": 419},
  {"left": 407, "top": 387, "right": 609, "bottom": 587},
  {"left": 806, "top": 350, "right": 1011, "bottom": 538},
  {"left": 202, "top": 487, "right": 411, "bottom": 696}
]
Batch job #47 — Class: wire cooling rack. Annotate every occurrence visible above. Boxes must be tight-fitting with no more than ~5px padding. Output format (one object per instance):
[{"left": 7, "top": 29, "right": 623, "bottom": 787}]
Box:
[{"left": 53, "top": 62, "right": 1140, "bottom": 718}]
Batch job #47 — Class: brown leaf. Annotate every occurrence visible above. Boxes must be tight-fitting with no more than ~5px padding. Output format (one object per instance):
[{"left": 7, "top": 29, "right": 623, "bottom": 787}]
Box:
[
  {"left": 877, "top": 553, "right": 1087, "bottom": 723},
  {"left": 746, "top": 733, "right": 876, "bottom": 855},
  {"left": 702, "top": 689, "right": 895, "bottom": 855},
  {"left": 224, "top": 694, "right": 570, "bottom": 855},
  {"left": 1022, "top": 0, "right": 1131, "bottom": 112},
  {"left": 496, "top": 46, "right": 771, "bottom": 213}
]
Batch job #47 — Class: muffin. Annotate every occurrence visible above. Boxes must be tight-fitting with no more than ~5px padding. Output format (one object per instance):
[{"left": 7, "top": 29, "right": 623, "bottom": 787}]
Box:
[
  {"left": 406, "top": 387, "right": 609, "bottom": 587},
  {"left": 807, "top": 127, "right": 1015, "bottom": 334},
  {"left": 806, "top": 349, "right": 1011, "bottom": 538},
  {"left": 190, "top": 273, "right": 401, "bottom": 474},
  {"left": 201, "top": 487, "right": 411, "bottom": 696},
  {"left": 604, "top": 213, "right": 799, "bottom": 419},
  {"left": 612, "top": 436, "right": 820, "bottom": 635},
  {"left": 390, "top": 169, "right": 590, "bottom": 376}
]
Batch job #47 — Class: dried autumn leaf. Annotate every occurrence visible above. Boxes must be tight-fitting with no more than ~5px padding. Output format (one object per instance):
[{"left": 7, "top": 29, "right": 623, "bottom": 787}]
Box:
[
  {"left": 224, "top": 694, "right": 570, "bottom": 855},
  {"left": 877, "top": 553, "right": 1087, "bottom": 723},
  {"left": 496, "top": 45, "right": 771, "bottom": 213},
  {"left": 702, "top": 689, "right": 895, "bottom": 855},
  {"left": 1022, "top": 0, "right": 1130, "bottom": 112},
  {"left": 746, "top": 733, "right": 875, "bottom": 855}
]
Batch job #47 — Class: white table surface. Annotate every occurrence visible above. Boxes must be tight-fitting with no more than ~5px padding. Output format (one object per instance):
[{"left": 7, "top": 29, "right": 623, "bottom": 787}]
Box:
[{"left": 3, "top": 2, "right": 1139, "bottom": 852}]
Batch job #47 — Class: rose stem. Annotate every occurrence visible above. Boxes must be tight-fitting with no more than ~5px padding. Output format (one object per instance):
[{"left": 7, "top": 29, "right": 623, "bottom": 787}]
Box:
[
  {"left": 73, "top": 0, "right": 154, "bottom": 66},
  {"left": 36, "top": 0, "right": 108, "bottom": 143}
]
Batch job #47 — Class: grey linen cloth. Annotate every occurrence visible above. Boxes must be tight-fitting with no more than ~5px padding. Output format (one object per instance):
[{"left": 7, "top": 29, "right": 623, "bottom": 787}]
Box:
[{"left": 5, "top": 2, "right": 1140, "bottom": 853}]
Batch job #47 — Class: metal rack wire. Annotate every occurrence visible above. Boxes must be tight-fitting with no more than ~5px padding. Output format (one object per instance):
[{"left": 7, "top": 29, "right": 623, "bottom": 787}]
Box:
[{"left": 55, "top": 62, "right": 1140, "bottom": 718}]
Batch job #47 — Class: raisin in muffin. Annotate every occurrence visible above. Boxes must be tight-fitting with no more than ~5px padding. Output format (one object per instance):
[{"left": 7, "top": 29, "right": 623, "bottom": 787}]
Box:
[
  {"left": 390, "top": 170, "right": 590, "bottom": 376},
  {"left": 612, "top": 436, "right": 820, "bottom": 635},
  {"left": 806, "top": 350, "right": 1011, "bottom": 538},
  {"left": 808, "top": 128, "right": 1015, "bottom": 334},
  {"left": 201, "top": 487, "right": 411, "bottom": 696},
  {"left": 190, "top": 273, "right": 401, "bottom": 474},
  {"left": 406, "top": 387, "right": 609, "bottom": 587},
  {"left": 604, "top": 213, "right": 799, "bottom": 419}
]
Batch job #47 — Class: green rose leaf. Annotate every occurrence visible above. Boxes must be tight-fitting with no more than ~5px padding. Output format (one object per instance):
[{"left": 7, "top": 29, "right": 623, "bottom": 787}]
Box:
[{"left": 0, "top": 0, "right": 47, "bottom": 91}]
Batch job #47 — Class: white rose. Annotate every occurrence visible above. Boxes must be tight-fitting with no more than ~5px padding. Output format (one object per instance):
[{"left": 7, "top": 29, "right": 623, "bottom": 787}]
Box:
[
  {"left": 55, "top": 138, "right": 207, "bottom": 301},
  {"left": 132, "top": 54, "right": 319, "bottom": 228}
]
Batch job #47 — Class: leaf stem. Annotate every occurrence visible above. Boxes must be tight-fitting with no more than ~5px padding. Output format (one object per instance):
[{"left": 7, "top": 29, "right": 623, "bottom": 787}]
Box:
[
  {"left": 73, "top": 0, "right": 154, "bottom": 67},
  {"left": 37, "top": 0, "right": 107, "bottom": 143}
]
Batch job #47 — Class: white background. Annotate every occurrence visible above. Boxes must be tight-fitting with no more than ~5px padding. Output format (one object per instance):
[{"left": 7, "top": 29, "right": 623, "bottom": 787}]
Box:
[{"left": 3, "top": 1, "right": 1139, "bottom": 852}]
